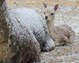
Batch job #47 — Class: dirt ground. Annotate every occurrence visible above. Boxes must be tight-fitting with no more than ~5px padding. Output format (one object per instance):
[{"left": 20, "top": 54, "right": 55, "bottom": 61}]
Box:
[
  {"left": 39, "top": 5, "right": 79, "bottom": 63},
  {"left": 5, "top": 0, "right": 79, "bottom": 63},
  {"left": 5, "top": 0, "right": 79, "bottom": 9}
]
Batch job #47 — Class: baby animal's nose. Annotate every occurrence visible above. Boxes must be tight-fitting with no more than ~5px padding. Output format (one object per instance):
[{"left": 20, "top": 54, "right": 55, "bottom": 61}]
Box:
[{"left": 45, "top": 16, "right": 48, "bottom": 19}]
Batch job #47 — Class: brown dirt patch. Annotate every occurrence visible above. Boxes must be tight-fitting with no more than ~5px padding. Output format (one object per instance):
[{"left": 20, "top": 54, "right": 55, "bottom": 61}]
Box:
[{"left": 6, "top": 0, "right": 79, "bottom": 9}]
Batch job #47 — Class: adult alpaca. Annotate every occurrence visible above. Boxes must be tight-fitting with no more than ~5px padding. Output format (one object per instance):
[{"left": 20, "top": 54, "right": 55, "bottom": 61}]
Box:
[
  {"left": 0, "top": 1, "right": 55, "bottom": 63},
  {"left": 0, "top": 7, "right": 41, "bottom": 63},
  {"left": 1, "top": 6, "right": 56, "bottom": 63},
  {"left": 8, "top": 7, "right": 55, "bottom": 51},
  {"left": 43, "top": 3, "right": 75, "bottom": 46}
]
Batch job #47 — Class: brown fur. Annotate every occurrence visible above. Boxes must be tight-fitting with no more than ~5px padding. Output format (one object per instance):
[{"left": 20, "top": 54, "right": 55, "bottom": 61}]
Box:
[{"left": 0, "top": 7, "right": 40, "bottom": 63}]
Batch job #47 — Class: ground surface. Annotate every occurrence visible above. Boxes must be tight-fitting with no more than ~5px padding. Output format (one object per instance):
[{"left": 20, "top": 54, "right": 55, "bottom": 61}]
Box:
[
  {"left": 5, "top": 0, "right": 79, "bottom": 63},
  {"left": 40, "top": 6, "right": 79, "bottom": 63},
  {"left": 5, "top": 0, "right": 79, "bottom": 9}
]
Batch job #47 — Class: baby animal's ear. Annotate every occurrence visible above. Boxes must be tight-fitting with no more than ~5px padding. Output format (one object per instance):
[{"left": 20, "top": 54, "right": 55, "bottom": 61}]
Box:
[
  {"left": 54, "top": 4, "right": 59, "bottom": 11},
  {"left": 43, "top": 3, "right": 47, "bottom": 8}
]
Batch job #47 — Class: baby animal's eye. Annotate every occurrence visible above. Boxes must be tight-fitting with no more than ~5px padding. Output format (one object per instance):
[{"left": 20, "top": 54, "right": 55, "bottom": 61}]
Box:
[
  {"left": 51, "top": 13, "right": 54, "bottom": 15},
  {"left": 44, "top": 12, "right": 45, "bottom": 14}
]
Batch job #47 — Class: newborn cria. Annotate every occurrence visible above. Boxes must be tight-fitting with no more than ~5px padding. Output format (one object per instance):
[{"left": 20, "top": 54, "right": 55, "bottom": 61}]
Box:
[{"left": 43, "top": 3, "right": 75, "bottom": 46}]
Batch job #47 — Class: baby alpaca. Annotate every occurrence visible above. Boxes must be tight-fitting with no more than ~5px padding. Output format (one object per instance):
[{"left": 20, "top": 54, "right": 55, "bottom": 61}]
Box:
[{"left": 43, "top": 3, "right": 75, "bottom": 46}]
